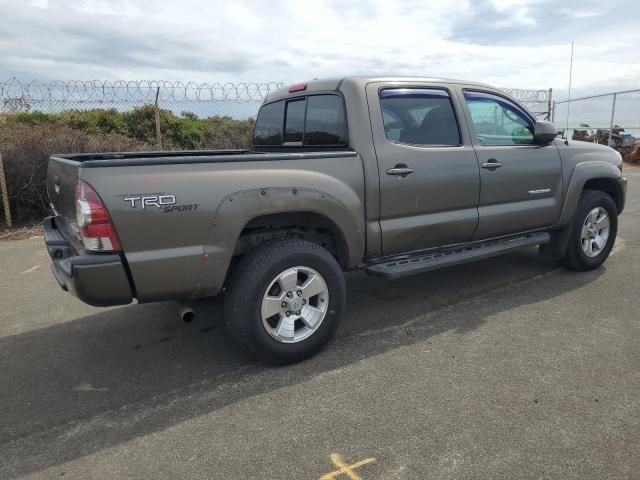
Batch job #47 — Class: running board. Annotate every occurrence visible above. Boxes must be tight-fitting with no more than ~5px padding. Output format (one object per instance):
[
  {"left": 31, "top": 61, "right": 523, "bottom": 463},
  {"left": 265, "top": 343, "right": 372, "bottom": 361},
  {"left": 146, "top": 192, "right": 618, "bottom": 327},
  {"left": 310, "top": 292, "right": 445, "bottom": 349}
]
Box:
[{"left": 365, "top": 232, "right": 550, "bottom": 280}]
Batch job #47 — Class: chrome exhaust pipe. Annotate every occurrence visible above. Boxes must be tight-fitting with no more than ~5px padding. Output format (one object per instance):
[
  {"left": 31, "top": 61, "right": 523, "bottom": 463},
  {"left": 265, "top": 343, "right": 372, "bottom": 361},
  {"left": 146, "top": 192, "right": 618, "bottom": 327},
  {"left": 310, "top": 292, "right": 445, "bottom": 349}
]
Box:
[{"left": 177, "top": 303, "right": 195, "bottom": 323}]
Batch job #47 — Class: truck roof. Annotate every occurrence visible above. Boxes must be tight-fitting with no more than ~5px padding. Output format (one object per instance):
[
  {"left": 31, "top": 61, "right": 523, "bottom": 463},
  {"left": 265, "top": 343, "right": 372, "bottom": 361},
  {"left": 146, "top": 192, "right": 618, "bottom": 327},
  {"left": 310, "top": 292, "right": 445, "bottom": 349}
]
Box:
[{"left": 264, "top": 76, "right": 498, "bottom": 103}]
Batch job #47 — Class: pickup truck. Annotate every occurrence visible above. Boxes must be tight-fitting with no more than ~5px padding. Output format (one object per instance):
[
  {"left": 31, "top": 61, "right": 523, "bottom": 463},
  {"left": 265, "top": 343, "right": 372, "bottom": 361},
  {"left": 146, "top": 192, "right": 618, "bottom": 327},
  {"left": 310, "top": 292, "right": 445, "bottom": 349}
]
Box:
[{"left": 44, "top": 76, "right": 627, "bottom": 364}]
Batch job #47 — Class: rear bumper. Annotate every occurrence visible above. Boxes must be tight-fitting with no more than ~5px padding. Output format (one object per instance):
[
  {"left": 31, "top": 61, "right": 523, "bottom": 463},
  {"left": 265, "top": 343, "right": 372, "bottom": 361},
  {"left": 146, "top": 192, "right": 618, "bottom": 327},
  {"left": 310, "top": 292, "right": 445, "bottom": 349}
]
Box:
[{"left": 44, "top": 216, "right": 133, "bottom": 307}]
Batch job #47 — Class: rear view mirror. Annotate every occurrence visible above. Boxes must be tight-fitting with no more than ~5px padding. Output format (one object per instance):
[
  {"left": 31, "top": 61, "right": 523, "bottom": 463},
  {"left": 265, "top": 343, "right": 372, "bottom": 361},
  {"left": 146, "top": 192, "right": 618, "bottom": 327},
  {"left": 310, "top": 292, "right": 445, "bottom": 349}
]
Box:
[{"left": 534, "top": 121, "right": 557, "bottom": 145}]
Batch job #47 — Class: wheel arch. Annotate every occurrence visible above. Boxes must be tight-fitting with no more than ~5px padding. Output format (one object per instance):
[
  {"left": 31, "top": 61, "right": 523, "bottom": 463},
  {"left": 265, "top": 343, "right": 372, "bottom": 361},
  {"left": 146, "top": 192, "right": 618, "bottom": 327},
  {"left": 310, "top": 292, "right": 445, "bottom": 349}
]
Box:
[
  {"left": 583, "top": 177, "right": 624, "bottom": 214},
  {"left": 198, "top": 187, "right": 365, "bottom": 296},
  {"left": 236, "top": 211, "right": 352, "bottom": 269},
  {"left": 547, "top": 163, "right": 623, "bottom": 261},
  {"left": 557, "top": 161, "right": 625, "bottom": 226}
]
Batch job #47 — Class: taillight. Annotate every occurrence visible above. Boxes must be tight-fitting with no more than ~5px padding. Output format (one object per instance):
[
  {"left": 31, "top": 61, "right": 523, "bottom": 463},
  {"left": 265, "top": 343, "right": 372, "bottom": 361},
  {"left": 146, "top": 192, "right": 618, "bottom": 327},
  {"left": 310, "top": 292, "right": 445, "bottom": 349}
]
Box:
[{"left": 75, "top": 180, "right": 121, "bottom": 251}]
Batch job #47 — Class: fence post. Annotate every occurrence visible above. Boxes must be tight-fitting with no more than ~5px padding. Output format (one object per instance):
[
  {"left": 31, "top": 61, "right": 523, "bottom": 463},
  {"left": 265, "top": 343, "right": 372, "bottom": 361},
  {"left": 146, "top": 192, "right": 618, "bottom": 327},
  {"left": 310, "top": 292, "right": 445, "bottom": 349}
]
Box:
[
  {"left": 547, "top": 88, "right": 553, "bottom": 120},
  {"left": 551, "top": 100, "right": 556, "bottom": 123},
  {"left": 154, "top": 86, "right": 162, "bottom": 149},
  {"left": 0, "top": 152, "right": 12, "bottom": 228},
  {"left": 608, "top": 93, "right": 617, "bottom": 147}
]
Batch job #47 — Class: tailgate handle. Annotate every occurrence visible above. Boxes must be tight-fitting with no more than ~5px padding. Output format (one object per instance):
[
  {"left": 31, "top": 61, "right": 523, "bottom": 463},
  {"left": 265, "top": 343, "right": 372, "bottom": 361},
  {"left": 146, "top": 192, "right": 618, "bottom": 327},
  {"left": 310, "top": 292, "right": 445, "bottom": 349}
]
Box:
[{"left": 53, "top": 175, "right": 61, "bottom": 194}]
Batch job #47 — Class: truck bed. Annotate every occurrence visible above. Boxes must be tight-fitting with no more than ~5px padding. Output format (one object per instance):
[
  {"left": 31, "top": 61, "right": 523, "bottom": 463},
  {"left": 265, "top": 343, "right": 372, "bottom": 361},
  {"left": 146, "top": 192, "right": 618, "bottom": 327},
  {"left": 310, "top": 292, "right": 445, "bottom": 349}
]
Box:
[{"left": 46, "top": 148, "right": 365, "bottom": 303}]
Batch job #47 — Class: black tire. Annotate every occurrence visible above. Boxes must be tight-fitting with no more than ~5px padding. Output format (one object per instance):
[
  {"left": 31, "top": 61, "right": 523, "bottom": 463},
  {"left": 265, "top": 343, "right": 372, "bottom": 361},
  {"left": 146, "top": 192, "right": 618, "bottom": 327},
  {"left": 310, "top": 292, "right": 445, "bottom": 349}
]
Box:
[
  {"left": 561, "top": 190, "right": 618, "bottom": 271},
  {"left": 224, "top": 239, "right": 346, "bottom": 364}
]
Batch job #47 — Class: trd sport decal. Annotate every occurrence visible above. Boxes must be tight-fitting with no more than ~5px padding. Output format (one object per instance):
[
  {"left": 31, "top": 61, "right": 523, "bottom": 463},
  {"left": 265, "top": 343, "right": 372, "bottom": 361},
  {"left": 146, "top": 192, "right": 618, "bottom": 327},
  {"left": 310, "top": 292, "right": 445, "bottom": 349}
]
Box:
[
  {"left": 123, "top": 194, "right": 176, "bottom": 209},
  {"left": 120, "top": 193, "right": 199, "bottom": 213},
  {"left": 163, "top": 203, "right": 200, "bottom": 213}
]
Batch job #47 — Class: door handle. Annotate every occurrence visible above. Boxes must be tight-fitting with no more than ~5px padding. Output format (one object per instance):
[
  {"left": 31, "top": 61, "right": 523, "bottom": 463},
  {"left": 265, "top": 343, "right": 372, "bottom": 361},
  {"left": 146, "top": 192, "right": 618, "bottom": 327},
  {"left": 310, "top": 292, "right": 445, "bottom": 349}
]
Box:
[
  {"left": 386, "top": 165, "right": 414, "bottom": 178},
  {"left": 481, "top": 159, "right": 503, "bottom": 169}
]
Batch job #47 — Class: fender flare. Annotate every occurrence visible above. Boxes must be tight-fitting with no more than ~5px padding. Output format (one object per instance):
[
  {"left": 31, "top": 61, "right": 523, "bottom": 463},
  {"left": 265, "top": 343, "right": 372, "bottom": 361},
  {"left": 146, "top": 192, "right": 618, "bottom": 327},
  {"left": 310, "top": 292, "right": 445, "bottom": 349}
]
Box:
[
  {"left": 557, "top": 161, "right": 624, "bottom": 226},
  {"left": 546, "top": 161, "right": 624, "bottom": 260},
  {"left": 198, "top": 187, "right": 365, "bottom": 295}
]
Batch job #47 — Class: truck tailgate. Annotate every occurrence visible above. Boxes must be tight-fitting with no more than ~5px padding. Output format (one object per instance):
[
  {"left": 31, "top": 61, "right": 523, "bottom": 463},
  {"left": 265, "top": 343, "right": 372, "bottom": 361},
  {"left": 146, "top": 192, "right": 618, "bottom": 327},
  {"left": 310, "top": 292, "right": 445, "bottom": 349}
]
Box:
[{"left": 47, "top": 156, "right": 80, "bottom": 226}]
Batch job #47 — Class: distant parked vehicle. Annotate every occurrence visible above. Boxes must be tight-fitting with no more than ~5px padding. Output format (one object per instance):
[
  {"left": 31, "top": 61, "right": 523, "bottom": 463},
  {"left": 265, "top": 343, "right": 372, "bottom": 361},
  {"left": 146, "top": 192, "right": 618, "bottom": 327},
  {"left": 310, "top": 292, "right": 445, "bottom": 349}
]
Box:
[
  {"left": 572, "top": 123, "right": 596, "bottom": 142},
  {"left": 572, "top": 123, "right": 635, "bottom": 149},
  {"left": 595, "top": 126, "right": 636, "bottom": 149}
]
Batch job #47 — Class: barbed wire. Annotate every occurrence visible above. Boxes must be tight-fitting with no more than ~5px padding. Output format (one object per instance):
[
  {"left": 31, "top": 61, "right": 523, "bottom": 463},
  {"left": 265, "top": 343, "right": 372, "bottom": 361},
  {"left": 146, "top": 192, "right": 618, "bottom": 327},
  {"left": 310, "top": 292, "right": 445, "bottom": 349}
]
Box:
[
  {"left": 0, "top": 78, "right": 286, "bottom": 105},
  {"left": 500, "top": 87, "right": 551, "bottom": 103},
  {"left": 0, "top": 78, "right": 552, "bottom": 118}
]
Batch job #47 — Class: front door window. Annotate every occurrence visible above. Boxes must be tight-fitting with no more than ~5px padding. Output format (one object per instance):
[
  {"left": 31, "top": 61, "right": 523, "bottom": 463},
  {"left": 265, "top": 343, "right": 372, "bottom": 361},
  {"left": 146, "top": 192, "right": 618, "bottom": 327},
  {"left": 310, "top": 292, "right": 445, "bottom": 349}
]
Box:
[{"left": 463, "top": 91, "right": 534, "bottom": 146}]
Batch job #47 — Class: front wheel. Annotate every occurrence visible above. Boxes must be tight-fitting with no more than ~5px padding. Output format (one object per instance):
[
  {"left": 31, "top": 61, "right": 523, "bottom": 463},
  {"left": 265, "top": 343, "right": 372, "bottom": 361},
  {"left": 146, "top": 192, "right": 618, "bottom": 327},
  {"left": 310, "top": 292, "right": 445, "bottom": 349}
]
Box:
[
  {"left": 562, "top": 190, "right": 618, "bottom": 271},
  {"left": 224, "top": 239, "right": 346, "bottom": 364}
]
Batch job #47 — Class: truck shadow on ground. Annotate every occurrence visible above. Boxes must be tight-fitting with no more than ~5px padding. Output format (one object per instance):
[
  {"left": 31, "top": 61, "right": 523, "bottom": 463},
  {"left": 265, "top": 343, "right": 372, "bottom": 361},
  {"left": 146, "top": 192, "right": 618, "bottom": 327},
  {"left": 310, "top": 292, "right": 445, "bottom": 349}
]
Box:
[{"left": 0, "top": 248, "right": 604, "bottom": 477}]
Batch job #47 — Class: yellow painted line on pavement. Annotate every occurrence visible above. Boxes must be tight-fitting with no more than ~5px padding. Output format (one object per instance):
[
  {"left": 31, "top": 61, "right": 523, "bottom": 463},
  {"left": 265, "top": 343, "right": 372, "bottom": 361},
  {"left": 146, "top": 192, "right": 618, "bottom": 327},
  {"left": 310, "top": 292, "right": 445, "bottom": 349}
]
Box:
[{"left": 320, "top": 453, "right": 376, "bottom": 480}]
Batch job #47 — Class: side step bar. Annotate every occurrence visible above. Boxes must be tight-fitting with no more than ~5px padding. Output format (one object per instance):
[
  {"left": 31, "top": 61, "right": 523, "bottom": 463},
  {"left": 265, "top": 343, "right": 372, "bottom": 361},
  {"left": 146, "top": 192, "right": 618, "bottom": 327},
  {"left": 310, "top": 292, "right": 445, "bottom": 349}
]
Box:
[{"left": 365, "top": 232, "right": 550, "bottom": 280}]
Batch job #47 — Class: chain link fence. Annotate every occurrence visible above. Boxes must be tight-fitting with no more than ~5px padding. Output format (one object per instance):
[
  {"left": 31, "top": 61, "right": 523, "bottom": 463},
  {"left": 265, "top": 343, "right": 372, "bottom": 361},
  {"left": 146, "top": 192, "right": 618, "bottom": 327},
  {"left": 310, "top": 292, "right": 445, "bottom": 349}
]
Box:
[
  {"left": 0, "top": 79, "right": 286, "bottom": 119},
  {"left": 1, "top": 78, "right": 552, "bottom": 119},
  {"left": 552, "top": 89, "right": 640, "bottom": 147}
]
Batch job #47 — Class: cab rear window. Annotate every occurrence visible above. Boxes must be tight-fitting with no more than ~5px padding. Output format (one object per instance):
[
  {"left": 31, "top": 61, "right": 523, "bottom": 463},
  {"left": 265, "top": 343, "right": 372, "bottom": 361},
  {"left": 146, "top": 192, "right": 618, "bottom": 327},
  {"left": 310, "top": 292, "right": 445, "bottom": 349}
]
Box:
[
  {"left": 253, "top": 94, "right": 347, "bottom": 147},
  {"left": 284, "top": 99, "right": 305, "bottom": 143}
]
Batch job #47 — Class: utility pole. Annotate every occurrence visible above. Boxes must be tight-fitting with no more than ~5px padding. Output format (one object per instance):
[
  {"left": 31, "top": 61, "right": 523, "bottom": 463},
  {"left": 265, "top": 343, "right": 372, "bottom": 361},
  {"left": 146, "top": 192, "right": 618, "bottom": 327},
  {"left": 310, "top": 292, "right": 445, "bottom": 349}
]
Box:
[
  {"left": 154, "top": 86, "right": 162, "bottom": 149},
  {"left": 565, "top": 42, "right": 574, "bottom": 143}
]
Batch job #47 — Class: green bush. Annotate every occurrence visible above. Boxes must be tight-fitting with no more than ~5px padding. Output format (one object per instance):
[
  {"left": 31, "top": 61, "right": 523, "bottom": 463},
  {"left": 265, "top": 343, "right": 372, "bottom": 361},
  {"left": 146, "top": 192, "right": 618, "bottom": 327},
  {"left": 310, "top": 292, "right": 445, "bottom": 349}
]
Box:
[
  {"left": 58, "top": 109, "right": 127, "bottom": 135},
  {"left": 202, "top": 116, "right": 255, "bottom": 149},
  {"left": 10, "top": 110, "right": 52, "bottom": 126},
  {"left": 120, "top": 106, "right": 254, "bottom": 149},
  {"left": 0, "top": 106, "right": 256, "bottom": 225},
  {"left": 3, "top": 107, "right": 255, "bottom": 150}
]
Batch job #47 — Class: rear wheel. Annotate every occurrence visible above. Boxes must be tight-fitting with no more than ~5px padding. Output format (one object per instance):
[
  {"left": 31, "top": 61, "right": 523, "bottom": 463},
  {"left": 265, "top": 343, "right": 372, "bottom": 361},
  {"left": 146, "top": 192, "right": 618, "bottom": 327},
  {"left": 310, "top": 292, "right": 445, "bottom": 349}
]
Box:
[
  {"left": 224, "top": 239, "right": 346, "bottom": 364},
  {"left": 562, "top": 190, "right": 618, "bottom": 271}
]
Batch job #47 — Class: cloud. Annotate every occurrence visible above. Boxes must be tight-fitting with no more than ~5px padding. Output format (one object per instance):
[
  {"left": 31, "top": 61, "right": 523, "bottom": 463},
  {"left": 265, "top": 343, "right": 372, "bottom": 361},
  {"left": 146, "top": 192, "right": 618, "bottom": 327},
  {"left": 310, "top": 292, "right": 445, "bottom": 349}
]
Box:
[
  {"left": 489, "top": 0, "right": 536, "bottom": 26},
  {"left": 1, "top": 0, "right": 639, "bottom": 98}
]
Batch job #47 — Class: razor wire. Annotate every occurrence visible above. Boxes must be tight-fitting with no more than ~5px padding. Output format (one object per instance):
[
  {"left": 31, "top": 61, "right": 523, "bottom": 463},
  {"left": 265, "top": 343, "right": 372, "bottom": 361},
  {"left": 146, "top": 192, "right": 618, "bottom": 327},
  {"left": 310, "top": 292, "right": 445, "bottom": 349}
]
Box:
[
  {"left": 0, "top": 78, "right": 287, "bottom": 118},
  {"left": 0, "top": 78, "right": 552, "bottom": 119},
  {"left": 500, "top": 87, "right": 552, "bottom": 119}
]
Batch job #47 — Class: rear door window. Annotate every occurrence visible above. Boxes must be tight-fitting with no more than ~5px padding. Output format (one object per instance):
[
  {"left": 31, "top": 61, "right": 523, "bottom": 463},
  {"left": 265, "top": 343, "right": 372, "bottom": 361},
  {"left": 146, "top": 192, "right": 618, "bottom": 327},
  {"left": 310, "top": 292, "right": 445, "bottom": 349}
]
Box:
[
  {"left": 304, "top": 95, "right": 347, "bottom": 146},
  {"left": 379, "top": 89, "right": 461, "bottom": 146},
  {"left": 253, "top": 100, "right": 284, "bottom": 145}
]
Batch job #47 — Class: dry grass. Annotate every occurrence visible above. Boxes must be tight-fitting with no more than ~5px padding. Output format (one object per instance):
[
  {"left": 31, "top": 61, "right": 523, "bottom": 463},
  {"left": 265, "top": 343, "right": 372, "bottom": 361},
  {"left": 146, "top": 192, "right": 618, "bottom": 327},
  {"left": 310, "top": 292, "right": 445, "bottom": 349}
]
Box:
[
  {"left": 0, "top": 223, "right": 43, "bottom": 241},
  {"left": 0, "top": 123, "right": 152, "bottom": 224}
]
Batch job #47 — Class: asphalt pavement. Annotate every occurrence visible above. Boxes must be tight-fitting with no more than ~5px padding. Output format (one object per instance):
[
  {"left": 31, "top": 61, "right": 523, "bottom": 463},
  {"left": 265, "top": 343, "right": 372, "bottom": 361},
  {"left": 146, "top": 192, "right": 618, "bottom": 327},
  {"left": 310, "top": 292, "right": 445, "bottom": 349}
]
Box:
[{"left": 1, "top": 169, "right": 639, "bottom": 479}]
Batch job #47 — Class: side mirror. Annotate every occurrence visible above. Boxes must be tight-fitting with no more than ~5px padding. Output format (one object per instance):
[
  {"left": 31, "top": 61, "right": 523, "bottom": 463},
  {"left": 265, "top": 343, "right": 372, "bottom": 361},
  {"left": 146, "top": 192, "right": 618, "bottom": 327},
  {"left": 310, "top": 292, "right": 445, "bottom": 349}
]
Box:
[{"left": 534, "top": 121, "right": 557, "bottom": 145}]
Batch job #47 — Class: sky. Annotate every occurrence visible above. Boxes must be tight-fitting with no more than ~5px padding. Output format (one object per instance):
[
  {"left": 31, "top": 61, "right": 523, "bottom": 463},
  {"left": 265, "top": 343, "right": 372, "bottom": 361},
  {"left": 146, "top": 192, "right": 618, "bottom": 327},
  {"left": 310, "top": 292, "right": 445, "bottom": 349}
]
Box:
[{"left": 0, "top": 0, "right": 639, "bottom": 100}]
